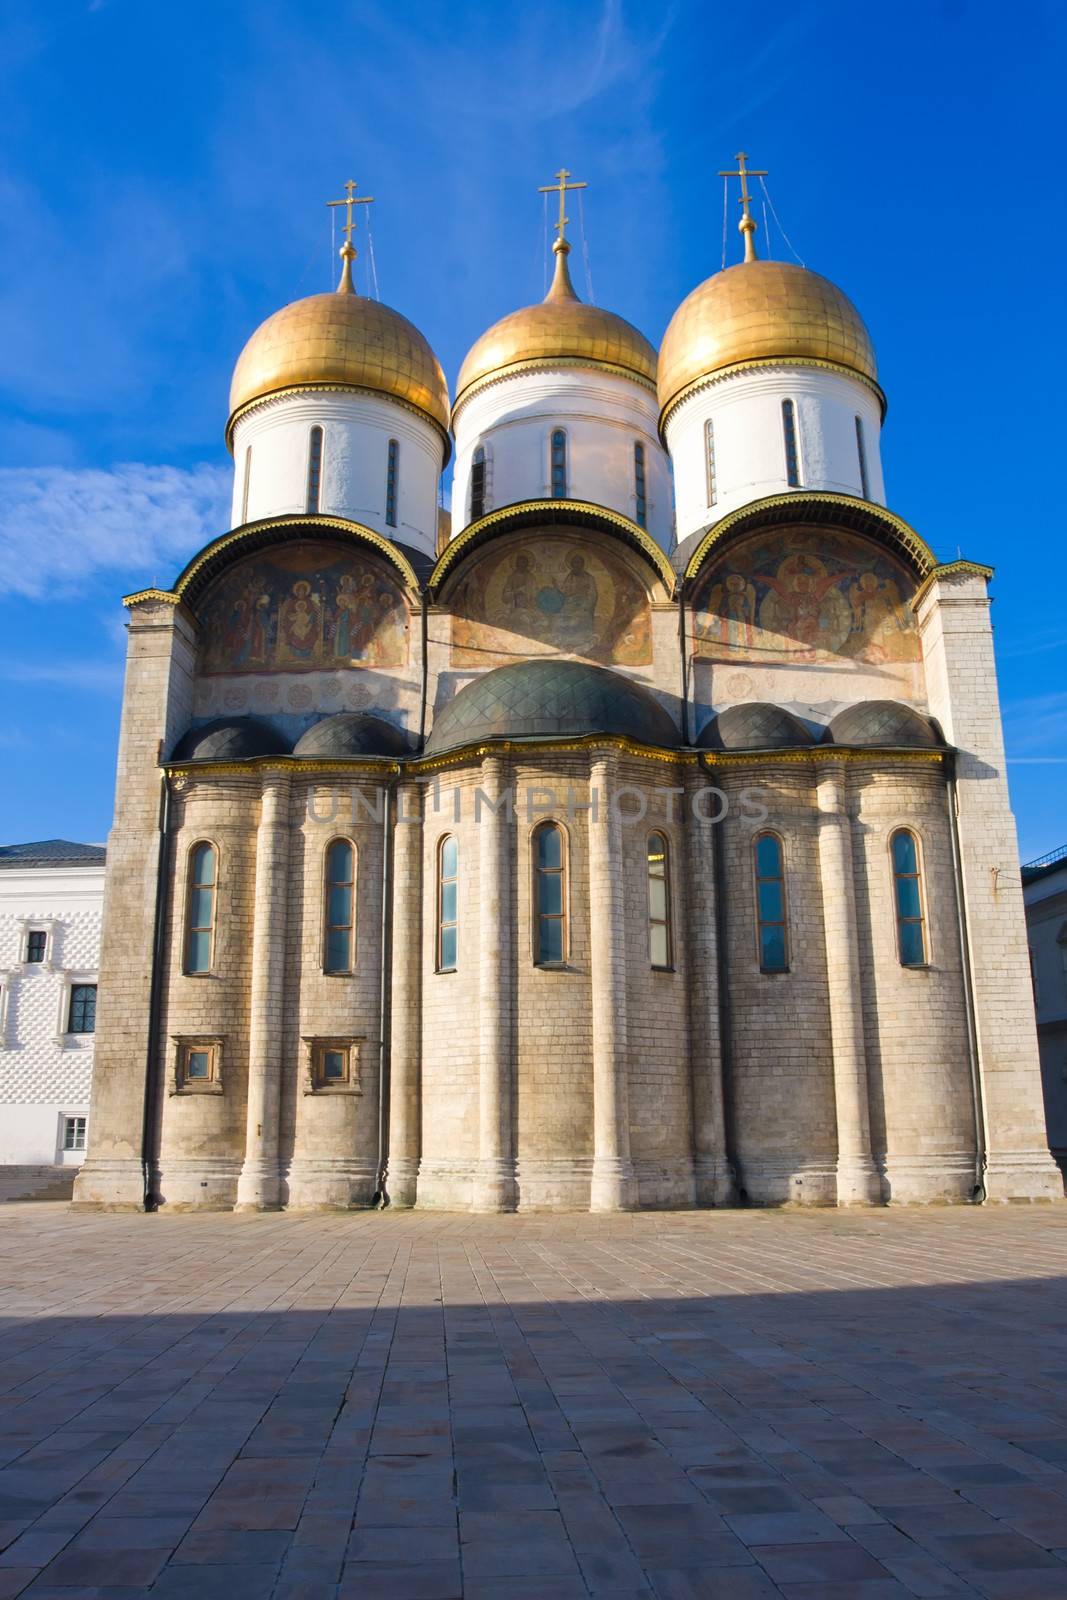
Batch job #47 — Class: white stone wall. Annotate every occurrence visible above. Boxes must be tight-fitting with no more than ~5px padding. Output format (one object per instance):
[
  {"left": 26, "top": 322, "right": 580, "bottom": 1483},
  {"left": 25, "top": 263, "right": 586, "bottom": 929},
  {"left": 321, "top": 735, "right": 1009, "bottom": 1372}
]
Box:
[
  {"left": 231, "top": 389, "right": 444, "bottom": 556},
  {"left": 666, "top": 364, "right": 886, "bottom": 539},
  {"left": 0, "top": 864, "right": 103, "bottom": 1166},
  {"left": 451, "top": 369, "right": 673, "bottom": 549}
]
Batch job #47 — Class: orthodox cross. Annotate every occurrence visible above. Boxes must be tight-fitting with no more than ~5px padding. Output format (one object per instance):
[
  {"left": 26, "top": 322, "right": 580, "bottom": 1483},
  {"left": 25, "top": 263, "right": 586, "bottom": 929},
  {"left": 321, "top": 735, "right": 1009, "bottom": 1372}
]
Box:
[
  {"left": 719, "top": 151, "right": 767, "bottom": 262},
  {"left": 327, "top": 179, "right": 374, "bottom": 250},
  {"left": 538, "top": 167, "right": 587, "bottom": 246}
]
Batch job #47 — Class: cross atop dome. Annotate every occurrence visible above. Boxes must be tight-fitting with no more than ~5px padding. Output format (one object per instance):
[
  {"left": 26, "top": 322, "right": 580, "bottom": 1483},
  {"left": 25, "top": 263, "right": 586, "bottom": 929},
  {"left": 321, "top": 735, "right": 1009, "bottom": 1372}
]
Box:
[
  {"left": 327, "top": 179, "right": 375, "bottom": 293},
  {"left": 719, "top": 150, "right": 767, "bottom": 263},
  {"left": 538, "top": 166, "right": 587, "bottom": 254}
]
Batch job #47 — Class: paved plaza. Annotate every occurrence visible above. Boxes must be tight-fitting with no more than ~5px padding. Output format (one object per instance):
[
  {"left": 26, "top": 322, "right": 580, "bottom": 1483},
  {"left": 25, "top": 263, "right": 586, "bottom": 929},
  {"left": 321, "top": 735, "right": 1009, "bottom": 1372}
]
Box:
[{"left": 3, "top": 1207, "right": 1067, "bottom": 1597}]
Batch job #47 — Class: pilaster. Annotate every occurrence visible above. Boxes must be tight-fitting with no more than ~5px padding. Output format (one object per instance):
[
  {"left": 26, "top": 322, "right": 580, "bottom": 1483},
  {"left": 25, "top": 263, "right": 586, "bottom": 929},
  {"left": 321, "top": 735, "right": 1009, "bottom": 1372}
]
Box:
[
  {"left": 588, "top": 752, "right": 636, "bottom": 1211},
  {"left": 472, "top": 756, "right": 516, "bottom": 1211},
  {"left": 387, "top": 780, "right": 423, "bottom": 1206},
  {"left": 683, "top": 767, "right": 734, "bottom": 1204}
]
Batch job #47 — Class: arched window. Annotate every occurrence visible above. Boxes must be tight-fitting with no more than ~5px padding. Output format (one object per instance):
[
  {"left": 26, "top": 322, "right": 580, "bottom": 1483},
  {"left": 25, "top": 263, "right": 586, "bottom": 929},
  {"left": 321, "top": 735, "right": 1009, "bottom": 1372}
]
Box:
[
  {"left": 891, "top": 829, "right": 927, "bottom": 967},
  {"left": 647, "top": 832, "right": 671, "bottom": 968},
  {"left": 470, "top": 446, "right": 487, "bottom": 521},
  {"left": 533, "top": 822, "right": 566, "bottom": 964},
  {"left": 437, "top": 835, "right": 458, "bottom": 972},
  {"left": 754, "top": 833, "right": 788, "bottom": 972},
  {"left": 633, "top": 441, "right": 647, "bottom": 528},
  {"left": 550, "top": 430, "right": 567, "bottom": 498},
  {"left": 323, "top": 839, "right": 356, "bottom": 974},
  {"left": 781, "top": 399, "right": 801, "bottom": 487},
  {"left": 386, "top": 438, "right": 399, "bottom": 526},
  {"left": 855, "top": 415, "right": 870, "bottom": 499},
  {"left": 241, "top": 445, "right": 252, "bottom": 523},
  {"left": 306, "top": 426, "right": 324, "bottom": 513},
  {"left": 185, "top": 842, "right": 217, "bottom": 975},
  {"left": 705, "top": 418, "right": 718, "bottom": 507}
]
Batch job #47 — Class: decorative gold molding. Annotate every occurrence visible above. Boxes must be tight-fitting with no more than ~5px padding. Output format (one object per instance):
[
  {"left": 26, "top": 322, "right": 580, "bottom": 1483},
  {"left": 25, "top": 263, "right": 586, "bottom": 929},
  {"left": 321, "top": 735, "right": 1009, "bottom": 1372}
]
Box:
[
  {"left": 681, "top": 491, "right": 937, "bottom": 583},
  {"left": 225, "top": 381, "right": 452, "bottom": 465},
  {"left": 698, "top": 746, "right": 945, "bottom": 768},
  {"left": 165, "top": 757, "right": 402, "bottom": 779},
  {"left": 451, "top": 355, "right": 657, "bottom": 424},
  {"left": 123, "top": 587, "right": 182, "bottom": 609},
  {"left": 911, "top": 559, "right": 994, "bottom": 610},
  {"left": 429, "top": 498, "right": 676, "bottom": 596},
  {"left": 171, "top": 514, "right": 422, "bottom": 604},
  {"left": 409, "top": 735, "right": 697, "bottom": 775},
  {"left": 659, "top": 356, "right": 887, "bottom": 437}
]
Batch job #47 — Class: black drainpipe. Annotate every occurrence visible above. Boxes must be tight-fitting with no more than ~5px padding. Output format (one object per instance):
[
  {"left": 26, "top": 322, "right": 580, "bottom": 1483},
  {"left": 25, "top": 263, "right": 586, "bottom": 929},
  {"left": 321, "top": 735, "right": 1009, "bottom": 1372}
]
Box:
[
  {"left": 141, "top": 771, "right": 171, "bottom": 1212},
  {"left": 677, "top": 577, "right": 690, "bottom": 747},
  {"left": 704, "top": 752, "right": 741, "bottom": 1200},
  {"left": 418, "top": 591, "right": 430, "bottom": 751},
  {"left": 372, "top": 774, "right": 398, "bottom": 1207},
  {"left": 946, "top": 751, "right": 988, "bottom": 1202}
]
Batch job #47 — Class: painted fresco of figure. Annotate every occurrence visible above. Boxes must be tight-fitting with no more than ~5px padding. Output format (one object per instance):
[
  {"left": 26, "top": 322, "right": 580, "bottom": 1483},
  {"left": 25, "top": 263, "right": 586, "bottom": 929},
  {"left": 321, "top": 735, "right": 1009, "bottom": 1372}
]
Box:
[
  {"left": 845, "top": 570, "right": 916, "bottom": 662},
  {"left": 555, "top": 553, "right": 598, "bottom": 653},
  {"left": 276, "top": 579, "right": 323, "bottom": 665},
  {"left": 756, "top": 554, "right": 851, "bottom": 659},
  {"left": 701, "top": 573, "right": 757, "bottom": 650},
  {"left": 502, "top": 554, "right": 536, "bottom": 622}
]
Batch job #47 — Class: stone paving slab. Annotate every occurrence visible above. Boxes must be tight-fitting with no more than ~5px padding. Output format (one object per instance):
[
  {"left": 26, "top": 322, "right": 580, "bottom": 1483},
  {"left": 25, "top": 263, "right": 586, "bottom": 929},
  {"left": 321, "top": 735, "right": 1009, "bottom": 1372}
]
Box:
[{"left": 3, "top": 1204, "right": 1067, "bottom": 1596}]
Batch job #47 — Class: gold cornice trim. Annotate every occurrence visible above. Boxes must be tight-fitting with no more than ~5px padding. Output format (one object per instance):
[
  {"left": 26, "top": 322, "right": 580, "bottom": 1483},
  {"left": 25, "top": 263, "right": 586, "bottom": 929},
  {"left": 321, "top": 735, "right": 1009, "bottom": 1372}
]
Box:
[
  {"left": 452, "top": 355, "right": 657, "bottom": 423},
  {"left": 410, "top": 735, "right": 695, "bottom": 775},
  {"left": 172, "top": 514, "right": 422, "bottom": 603},
  {"left": 681, "top": 492, "right": 937, "bottom": 583},
  {"left": 166, "top": 757, "right": 403, "bottom": 780},
  {"left": 123, "top": 587, "right": 181, "bottom": 609},
  {"left": 911, "top": 559, "right": 994, "bottom": 610},
  {"left": 225, "top": 382, "right": 452, "bottom": 465},
  {"left": 429, "top": 498, "right": 676, "bottom": 596},
  {"left": 659, "top": 356, "right": 887, "bottom": 437},
  {"left": 699, "top": 746, "right": 945, "bottom": 768}
]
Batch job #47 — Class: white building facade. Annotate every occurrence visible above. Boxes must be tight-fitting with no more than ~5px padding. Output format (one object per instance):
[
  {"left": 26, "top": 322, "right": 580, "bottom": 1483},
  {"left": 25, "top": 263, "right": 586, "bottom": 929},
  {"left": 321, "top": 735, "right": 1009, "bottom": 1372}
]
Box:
[{"left": 0, "top": 841, "right": 105, "bottom": 1198}]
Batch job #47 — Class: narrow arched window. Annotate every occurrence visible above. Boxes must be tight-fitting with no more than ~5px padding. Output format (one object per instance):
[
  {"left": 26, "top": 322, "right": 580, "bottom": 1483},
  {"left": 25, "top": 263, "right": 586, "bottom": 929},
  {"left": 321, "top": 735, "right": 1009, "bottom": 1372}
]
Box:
[
  {"left": 705, "top": 418, "right": 718, "bottom": 507},
  {"left": 781, "top": 399, "right": 800, "bottom": 487},
  {"left": 647, "top": 832, "right": 671, "bottom": 969},
  {"left": 241, "top": 445, "right": 252, "bottom": 523},
  {"left": 470, "top": 446, "right": 486, "bottom": 521},
  {"left": 633, "top": 441, "right": 647, "bottom": 528},
  {"left": 324, "top": 839, "right": 356, "bottom": 974},
  {"left": 550, "top": 430, "right": 567, "bottom": 498},
  {"left": 185, "top": 842, "right": 217, "bottom": 975},
  {"left": 855, "top": 415, "right": 870, "bottom": 499},
  {"left": 306, "top": 426, "right": 324, "bottom": 513},
  {"left": 385, "top": 439, "right": 399, "bottom": 526},
  {"left": 891, "top": 829, "right": 927, "bottom": 967},
  {"left": 437, "top": 835, "right": 458, "bottom": 972},
  {"left": 533, "top": 823, "right": 566, "bottom": 964},
  {"left": 754, "top": 833, "right": 788, "bottom": 972}
]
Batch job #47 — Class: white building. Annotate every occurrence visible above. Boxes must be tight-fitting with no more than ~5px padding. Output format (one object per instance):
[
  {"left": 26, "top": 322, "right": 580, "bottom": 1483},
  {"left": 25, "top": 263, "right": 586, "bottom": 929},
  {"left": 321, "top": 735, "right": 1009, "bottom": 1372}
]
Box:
[
  {"left": 0, "top": 840, "right": 105, "bottom": 1198},
  {"left": 1023, "top": 846, "right": 1067, "bottom": 1178}
]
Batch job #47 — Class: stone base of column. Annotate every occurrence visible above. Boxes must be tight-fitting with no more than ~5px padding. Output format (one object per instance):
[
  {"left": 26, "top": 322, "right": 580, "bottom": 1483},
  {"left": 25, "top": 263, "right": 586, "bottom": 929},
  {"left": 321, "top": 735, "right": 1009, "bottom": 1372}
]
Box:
[
  {"left": 736, "top": 1155, "right": 838, "bottom": 1206},
  {"left": 154, "top": 1157, "right": 240, "bottom": 1210},
  {"left": 984, "top": 1149, "right": 1064, "bottom": 1202},
  {"left": 384, "top": 1157, "right": 420, "bottom": 1209},
  {"left": 471, "top": 1159, "right": 517, "bottom": 1213},
  {"left": 693, "top": 1155, "right": 737, "bottom": 1207},
  {"left": 632, "top": 1158, "right": 698, "bottom": 1209},
  {"left": 70, "top": 1157, "right": 146, "bottom": 1210},
  {"left": 234, "top": 1159, "right": 282, "bottom": 1211},
  {"left": 835, "top": 1157, "right": 885, "bottom": 1206},
  {"left": 286, "top": 1157, "right": 377, "bottom": 1210},
  {"left": 589, "top": 1157, "right": 636, "bottom": 1212}
]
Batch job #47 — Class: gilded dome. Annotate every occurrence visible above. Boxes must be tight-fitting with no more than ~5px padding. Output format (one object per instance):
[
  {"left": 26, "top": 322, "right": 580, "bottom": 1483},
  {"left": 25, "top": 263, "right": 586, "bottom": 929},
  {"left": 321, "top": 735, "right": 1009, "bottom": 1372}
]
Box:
[
  {"left": 454, "top": 241, "right": 656, "bottom": 409},
  {"left": 658, "top": 260, "right": 877, "bottom": 419},
  {"left": 228, "top": 256, "right": 450, "bottom": 439}
]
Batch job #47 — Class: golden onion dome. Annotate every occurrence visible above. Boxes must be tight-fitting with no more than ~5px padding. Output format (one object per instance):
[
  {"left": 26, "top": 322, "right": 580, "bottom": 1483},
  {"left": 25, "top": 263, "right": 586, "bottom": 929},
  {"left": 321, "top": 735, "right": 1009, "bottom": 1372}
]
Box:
[
  {"left": 454, "top": 240, "right": 656, "bottom": 411},
  {"left": 658, "top": 259, "right": 878, "bottom": 421},
  {"left": 227, "top": 245, "right": 450, "bottom": 443}
]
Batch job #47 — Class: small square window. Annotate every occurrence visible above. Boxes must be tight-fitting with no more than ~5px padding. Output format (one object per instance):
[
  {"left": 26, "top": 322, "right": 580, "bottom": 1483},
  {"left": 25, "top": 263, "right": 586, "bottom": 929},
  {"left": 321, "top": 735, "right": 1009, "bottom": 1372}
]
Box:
[
  {"left": 307, "top": 1039, "right": 360, "bottom": 1093},
  {"left": 63, "top": 1116, "right": 86, "bottom": 1151},
  {"left": 175, "top": 1039, "right": 222, "bottom": 1093},
  {"left": 26, "top": 931, "right": 47, "bottom": 963}
]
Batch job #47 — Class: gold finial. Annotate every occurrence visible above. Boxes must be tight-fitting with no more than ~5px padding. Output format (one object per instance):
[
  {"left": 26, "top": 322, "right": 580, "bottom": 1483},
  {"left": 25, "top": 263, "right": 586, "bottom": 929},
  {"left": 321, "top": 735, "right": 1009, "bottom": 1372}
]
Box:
[
  {"left": 718, "top": 151, "right": 768, "bottom": 263},
  {"left": 538, "top": 167, "right": 587, "bottom": 302},
  {"left": 327, "top": 178, "right": 375, "bottom": 293}
]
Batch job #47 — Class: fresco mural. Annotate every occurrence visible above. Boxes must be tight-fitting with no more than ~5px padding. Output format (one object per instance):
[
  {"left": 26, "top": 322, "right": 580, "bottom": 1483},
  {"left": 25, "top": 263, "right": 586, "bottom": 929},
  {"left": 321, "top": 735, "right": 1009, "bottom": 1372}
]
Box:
[
  {"left": 691, "top": 528, "right": 921, "bottom": 666},
  {"left": 198, "top": 542, "right": 408, "bottom": 675},
  {"left": 450, "top": 535, "right": 652, "bottom": 667}
]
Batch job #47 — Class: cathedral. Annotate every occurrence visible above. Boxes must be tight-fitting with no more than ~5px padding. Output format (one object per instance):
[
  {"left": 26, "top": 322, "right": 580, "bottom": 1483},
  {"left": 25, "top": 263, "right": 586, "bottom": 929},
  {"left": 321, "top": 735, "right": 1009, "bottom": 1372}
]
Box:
[{"left": 73, "top": 162, "right": 1059, "bottom": 1214}]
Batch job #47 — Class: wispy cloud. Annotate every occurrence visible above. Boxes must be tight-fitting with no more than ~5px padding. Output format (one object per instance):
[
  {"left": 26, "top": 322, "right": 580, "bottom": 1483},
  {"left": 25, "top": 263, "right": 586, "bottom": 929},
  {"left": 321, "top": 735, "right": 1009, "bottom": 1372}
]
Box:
[
  {"left": 0, "top": 462, "right": 230, "bottom": 599},
  {"left": 0, "top": 660, "right": 124, "bottom": 693},
  {"left": 1003, "top": 689, "right": 1067, "bottom": 757}
]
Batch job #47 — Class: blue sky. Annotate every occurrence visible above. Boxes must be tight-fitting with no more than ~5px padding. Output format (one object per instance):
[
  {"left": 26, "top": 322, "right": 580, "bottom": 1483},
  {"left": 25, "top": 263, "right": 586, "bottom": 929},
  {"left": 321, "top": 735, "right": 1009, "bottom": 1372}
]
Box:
[{"left": 0, "top": 0, "right": 1064, "bottom": 857}]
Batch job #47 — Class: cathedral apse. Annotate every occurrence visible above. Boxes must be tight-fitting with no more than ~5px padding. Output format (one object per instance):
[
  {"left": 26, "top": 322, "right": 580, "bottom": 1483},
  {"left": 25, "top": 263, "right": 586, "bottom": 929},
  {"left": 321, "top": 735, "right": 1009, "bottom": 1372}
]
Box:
[
  {"left": 691, "top": 528, "right": 921, "bottom": 669},
  {"left": 196, "top": 542, "right": 409, "bottom": 675},
  {"left": 449, "top": 533, "right": 652, "bottom": 668}
]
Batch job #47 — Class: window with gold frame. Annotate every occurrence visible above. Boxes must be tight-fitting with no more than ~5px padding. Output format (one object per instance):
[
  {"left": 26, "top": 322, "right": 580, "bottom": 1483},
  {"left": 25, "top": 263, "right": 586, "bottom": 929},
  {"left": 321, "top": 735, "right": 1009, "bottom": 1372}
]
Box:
[
  {"left": 173, "top": 1037, "right": 223, "bottom": 1094},
  {"left": 305, "top": 1038, "right": 363, "bottom": 1094}
]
